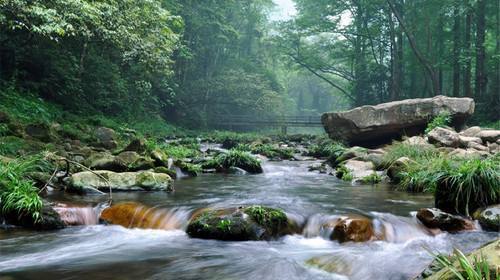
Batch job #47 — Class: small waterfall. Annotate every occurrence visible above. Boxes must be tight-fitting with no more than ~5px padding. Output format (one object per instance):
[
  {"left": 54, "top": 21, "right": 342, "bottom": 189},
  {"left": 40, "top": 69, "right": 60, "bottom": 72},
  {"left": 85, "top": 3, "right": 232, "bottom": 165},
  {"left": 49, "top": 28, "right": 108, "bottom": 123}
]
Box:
[
  {"left": 100, "top": 202, "right": 191, "bottom": 231},
  {"left": 301, "top": 214, "right": 342, "bottom": 239},
  {"left": 372, "top": 212, "right": 434, "bottom": 243},
  {"left": 53, "top": 203, "right": 107, "bottom": 226}
]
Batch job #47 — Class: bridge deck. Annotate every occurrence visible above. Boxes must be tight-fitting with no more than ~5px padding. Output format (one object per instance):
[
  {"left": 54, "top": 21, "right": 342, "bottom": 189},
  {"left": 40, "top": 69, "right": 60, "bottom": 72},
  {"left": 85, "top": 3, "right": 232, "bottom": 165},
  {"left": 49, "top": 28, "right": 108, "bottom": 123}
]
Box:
[{"left": 214, "top": 115, "right": 323, "bottom": 127}]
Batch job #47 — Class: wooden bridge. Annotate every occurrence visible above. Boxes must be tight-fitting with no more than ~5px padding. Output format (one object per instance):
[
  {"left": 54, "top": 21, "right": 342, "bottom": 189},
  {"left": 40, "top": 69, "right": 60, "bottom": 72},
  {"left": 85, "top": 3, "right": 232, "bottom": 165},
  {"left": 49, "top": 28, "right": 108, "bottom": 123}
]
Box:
[{"left": 212, "top": 115, "right": 323, "bottom": 134}]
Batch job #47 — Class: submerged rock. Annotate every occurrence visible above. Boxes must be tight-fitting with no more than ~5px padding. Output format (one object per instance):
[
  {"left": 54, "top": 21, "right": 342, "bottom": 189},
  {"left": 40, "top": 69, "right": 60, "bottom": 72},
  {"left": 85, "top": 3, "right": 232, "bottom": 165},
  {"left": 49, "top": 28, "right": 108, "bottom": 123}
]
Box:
[
  {"left": 100, "top": 202, "right": 187, "bottom": 230},
  {"left": 306, "top": 255, "right": 352, "bottom": 275},
  {"left": 186, "top": 206, "right": 298, "bottom": 241},
  {"left": 322, "top": 96, "right": 474, "bottom": 147},
  {"left": 68, "top": 170, "right": 173, "bottom": 192},
  {"left": 416, "top": 208, "right": 475, "bottom": 232},
  {"left": 330, "top": 215, "right": 376, "bottom": 243}
]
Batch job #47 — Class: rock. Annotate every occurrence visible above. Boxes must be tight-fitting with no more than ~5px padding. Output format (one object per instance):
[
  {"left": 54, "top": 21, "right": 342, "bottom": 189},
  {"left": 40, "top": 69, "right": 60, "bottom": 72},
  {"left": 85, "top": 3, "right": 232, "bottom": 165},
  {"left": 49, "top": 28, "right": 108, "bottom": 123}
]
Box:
[
  {"left": 2, "top": 204, "right": 65, "bottom": 230},
  {"left": 336, "top": 159, "right": 375, "bottom": 182},
  {"left": 476, "top": 130, "right": 500, "bottom": 143},
  {"left": 25, "top": 123, "right": 55, "bottom": 142},
  {"left": 95, "top": 127, "right": 117, "bottom": 149},
  {"left": 459, "top": 126, "right": 482, "bottom": 137},
  {"left": 487, "top": 142, "right": 499, "bottom": 154},
  {"left": 85, "top": 152, "right": 126, "bottom": 172},
  {"left": 186, "top": 206, "right": 297, "bottom": 241},
  {"left": 448, "top": 148, "right": 486, "bottom": 159},
  {"left": 416, "top": 208, "right": 475, "bottom": 232},
  {"left": 335, "top": 146, "right": 367, "bottom": 164},
  {"left": 123, "top": 138, "right": 146, "bottom": 153},
  {"left": 427, "top": 127, "right": 460, "bottom": 147},
  {"left": 422, "top": 239, "right": 500, "bottom": 280},
  {"left": 115, "top": 151, "right": 155, "bottom": 171},
  {"left": 458, "top": 135, "right": 483, "bottom": 148},
  {"left": 100, "top": 202, "right": 184, "bottom": 230},
  {"left": 322, "top": 96, "right": 474, "bottom": 147},
  {"left": 150, "top": 148, "right": 169, "bottom": 167},
  {"left": 68, "top": 170, "right": 173, "bottom": 192},
  {"left": 387, "top": 157, "right": 413, "bottom": 183},
  {"left": 153, "top": 166, "right": 177, "bottom": 179},
  {"left": 473, "top": 205, "right": 500, "bottom": 231},
  {"left": 468, "top": 142, "right": 489, "bottom": 152},
  {"left": 402, "top": 136, "right": 429, "bottom": 146},
  {"left": 330, "top": 215, "right": 376, "bottom": 243},
  {"left": 306, "top": 255, "right": 352, "bottom": 275}
]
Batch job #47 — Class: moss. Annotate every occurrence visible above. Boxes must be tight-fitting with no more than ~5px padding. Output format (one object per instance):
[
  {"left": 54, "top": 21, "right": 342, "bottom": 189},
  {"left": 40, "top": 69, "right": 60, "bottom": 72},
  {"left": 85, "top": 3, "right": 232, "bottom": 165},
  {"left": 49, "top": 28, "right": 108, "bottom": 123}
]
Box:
[
  {"left": 244, "top": 205, "right": 288, "bottom": 235},
  {"left": 361, "top": 173, "right": 382, "bottom": 184},
  {"left": 335, "top": 165, "right": 353, "bottom": 181}
]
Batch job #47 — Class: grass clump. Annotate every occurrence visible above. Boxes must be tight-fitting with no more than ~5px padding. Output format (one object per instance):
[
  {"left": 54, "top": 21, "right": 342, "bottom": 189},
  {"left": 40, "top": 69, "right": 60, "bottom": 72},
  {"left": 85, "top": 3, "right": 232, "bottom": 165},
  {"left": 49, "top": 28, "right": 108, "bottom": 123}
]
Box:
[
  {"left": 0, "top": 155, "right": 51, "bottom": 222},
  {"left": 425, "top": 111, "right": 452, "bottom": 134},
  {"left": 204, "top": 149, "right": 263, "bottom": 174},
  {"left": 432, "top": 248, "right": 498, "bottom": 280},
  {"left": 250, "top": 144, "right": 294, "bottom": 160},
  {"left": 382, "top": 141, "right": 439, "bottom": 168},
  {"left": 336, "top": 165, "right": 353, "bottom": 181},
  {"left": 308, "top": 138, "right": 346, "bottom": 160},
  {"left": 162, "top": 143, "right": 200, "bottom": 159},
  {"left": 361, "top": 173, "right": 382, "bottom": 184}
]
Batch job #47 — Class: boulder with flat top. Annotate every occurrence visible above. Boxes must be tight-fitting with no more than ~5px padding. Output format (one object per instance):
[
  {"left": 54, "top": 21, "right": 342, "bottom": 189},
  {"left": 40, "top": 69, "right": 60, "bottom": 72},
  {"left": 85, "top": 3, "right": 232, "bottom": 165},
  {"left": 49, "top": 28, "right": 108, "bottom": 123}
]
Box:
[{"left": 321, "top": 96, "right": 474, "bottom": 147}]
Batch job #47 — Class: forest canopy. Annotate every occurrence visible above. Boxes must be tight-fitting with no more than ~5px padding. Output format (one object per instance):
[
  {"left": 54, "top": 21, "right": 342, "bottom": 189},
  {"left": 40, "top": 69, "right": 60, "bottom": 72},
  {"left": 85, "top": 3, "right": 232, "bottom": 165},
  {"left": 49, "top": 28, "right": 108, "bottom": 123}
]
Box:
[{"left": 0, "top": 0, "right": 498, "bottom": 128}]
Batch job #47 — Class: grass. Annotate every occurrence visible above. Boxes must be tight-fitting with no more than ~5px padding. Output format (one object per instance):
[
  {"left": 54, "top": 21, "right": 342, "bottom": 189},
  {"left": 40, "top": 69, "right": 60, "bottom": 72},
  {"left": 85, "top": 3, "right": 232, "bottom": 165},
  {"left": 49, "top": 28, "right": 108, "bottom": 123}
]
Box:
[
  {"left": 204, "top": 149, "right": 263, "bottom": 173},
  {"left": 432, "top": 248, "right": 499, "bottom": 280},
  {"left": 382, "top": 141, "right": 439, "bottom": 168},
  {"left": 0, "top": 154, "right": 52, "bottom": 222},
  {"left": 361, "top": 173, "right": 382, "bottom": 184},
  {"left": 247, "top": 143, "right": 294, "bottom": 160},
  {"left": 308, "top": 138, "right": 346, "bottom": 160},
  {"left": 425, "top": 111, "right": 452, "bottom": 134}
]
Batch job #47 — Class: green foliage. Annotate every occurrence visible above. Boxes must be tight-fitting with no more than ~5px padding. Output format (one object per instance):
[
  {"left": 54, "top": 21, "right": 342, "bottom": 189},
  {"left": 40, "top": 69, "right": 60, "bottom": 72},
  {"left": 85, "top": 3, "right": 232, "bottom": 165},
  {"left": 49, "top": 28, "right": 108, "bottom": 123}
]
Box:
[
  {"left": 308, "top": 138, "right": 346, "bottom": 159},
  {"left": 336, "top": 165, "right": 353, "bottom": 181},
  {"left": 244, "top": 205, "right": 287, "bottom": 230},
  {"left": 204, "top": 150, "right": 262, "bottom": 174},
  {"left": 361, "top": 173, "right": 382, "bottom": 185},
  {"left": 249, "top": 144, "right": 294, "bottom": 160},
  {"left": 425, "top": 111, "right": 452, "bottom": 134},
  {"left": 216, "top": 219, "right": 232, "bottom": 232},
  {"left": 382, "top": 142, "right": 439, "bottom": 168},
  {"left": 0, "top": 86, "right": 60, "bottom": 124},
  {"left": 162, "top": 144, "right": 200, "bottom": 159},
  {"left": 0, "top": 155, "right": 51, "bottom": 221},
  {"left": 433, "top": 249, "right": 498, "bottom": 280},
  {"left": 0, "top": 124, "right": 9, "bottom": 136}
]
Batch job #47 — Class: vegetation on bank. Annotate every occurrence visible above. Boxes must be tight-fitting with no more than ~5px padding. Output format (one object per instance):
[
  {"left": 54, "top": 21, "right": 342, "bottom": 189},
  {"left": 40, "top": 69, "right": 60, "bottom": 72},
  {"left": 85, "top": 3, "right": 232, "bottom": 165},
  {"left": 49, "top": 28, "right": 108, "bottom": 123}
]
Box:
[
  {"left": 432, "top": 248, "right": 499, "bottom": 280},
  {"left": 203, "top": 150, "right": 263, "bottom": 174},
  {"left": 0, "top": 154, "right": 51, "bottom": 221}
]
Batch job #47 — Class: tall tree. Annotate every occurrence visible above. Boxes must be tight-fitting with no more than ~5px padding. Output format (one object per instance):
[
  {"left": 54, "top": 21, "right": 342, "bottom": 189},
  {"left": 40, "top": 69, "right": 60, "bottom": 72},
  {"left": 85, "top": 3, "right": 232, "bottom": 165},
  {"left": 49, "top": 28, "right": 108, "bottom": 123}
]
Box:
[{"left": 475, "top": 0, "right": 487, "bottom": 98}]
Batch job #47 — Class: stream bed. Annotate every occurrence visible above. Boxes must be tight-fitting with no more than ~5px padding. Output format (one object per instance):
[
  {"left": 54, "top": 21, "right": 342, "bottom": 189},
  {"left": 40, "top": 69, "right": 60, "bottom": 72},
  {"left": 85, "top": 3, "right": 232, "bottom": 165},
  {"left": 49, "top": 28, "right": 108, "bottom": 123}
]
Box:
[{"left": 0, "top": 160, "right": 497, "bottom": 280}]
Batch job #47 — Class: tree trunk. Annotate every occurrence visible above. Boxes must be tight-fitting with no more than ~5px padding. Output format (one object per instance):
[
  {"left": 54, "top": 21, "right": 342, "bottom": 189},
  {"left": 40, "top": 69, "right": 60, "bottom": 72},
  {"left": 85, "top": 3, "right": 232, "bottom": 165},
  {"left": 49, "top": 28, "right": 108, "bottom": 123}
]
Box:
[
  {"left": 475, "top": 0, "right": 487, "bottom": 98},
  {"left": 463, "top": 1, "right": 472, "bottom": 97},
  {"left": 452, "top": 1, "right": 461, "bottom": 97}
]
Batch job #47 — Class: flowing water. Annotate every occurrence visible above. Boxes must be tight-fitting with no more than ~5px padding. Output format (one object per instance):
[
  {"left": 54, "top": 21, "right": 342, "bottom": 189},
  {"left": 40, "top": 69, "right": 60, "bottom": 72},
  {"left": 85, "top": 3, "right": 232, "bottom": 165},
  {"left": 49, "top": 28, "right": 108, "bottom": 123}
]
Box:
[{"left": 0, "top": 160, "right": 497, "bottom": 280}]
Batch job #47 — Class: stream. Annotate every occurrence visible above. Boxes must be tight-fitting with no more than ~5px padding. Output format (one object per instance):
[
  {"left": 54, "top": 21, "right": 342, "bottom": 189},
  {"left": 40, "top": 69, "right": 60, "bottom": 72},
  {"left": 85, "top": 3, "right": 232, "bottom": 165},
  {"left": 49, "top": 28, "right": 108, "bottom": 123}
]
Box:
[{"left": 0, "top": 160, "right": 497, "bottom": 280}]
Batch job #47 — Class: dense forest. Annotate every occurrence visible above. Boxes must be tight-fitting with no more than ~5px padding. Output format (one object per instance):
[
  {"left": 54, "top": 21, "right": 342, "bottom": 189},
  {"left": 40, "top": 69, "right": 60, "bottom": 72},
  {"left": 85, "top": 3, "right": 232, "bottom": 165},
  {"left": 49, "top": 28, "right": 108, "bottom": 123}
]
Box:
[{"left": 1, "top": 0, "right": 498, "bottom": 129}]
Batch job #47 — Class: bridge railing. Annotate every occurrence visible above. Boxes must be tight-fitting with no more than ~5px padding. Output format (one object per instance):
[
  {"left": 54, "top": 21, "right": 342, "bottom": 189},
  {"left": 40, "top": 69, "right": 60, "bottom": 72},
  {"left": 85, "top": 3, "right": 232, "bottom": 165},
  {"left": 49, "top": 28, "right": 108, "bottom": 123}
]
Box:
[{"left": 211, "top": 115, "right": 323, "bottom": 127}]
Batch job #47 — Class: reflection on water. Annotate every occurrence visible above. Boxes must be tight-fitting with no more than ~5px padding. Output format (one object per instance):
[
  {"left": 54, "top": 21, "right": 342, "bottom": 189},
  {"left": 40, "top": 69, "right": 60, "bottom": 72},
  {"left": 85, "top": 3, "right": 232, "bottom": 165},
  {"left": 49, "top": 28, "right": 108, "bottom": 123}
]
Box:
[{"left": 0, "top": 161, "right": 496, "bottom": 280}]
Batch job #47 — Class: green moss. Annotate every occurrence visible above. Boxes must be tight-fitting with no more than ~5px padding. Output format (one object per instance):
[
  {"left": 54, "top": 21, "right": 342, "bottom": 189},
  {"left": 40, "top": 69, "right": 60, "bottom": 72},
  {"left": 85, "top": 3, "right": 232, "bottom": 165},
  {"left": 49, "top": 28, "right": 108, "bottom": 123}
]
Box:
[
  {"left": 335, "top": 165, "right": 353, "bottom": 181},
  {"left": 361, "top": 173, "right": 382, "bottom": 184},
  {"left": 244, "top": 205, "right": 287, "bottom": 233}
]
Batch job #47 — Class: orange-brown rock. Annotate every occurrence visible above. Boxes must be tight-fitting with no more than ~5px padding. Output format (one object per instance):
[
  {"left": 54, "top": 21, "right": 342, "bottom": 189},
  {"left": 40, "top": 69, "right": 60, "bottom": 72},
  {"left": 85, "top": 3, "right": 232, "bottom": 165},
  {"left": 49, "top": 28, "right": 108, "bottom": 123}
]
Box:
[
  {"left": 330, "top": 215, "right": 376, "bottom": 243},
  {"left": 100, "top": 202, "right": 184, "bottom": 230}
]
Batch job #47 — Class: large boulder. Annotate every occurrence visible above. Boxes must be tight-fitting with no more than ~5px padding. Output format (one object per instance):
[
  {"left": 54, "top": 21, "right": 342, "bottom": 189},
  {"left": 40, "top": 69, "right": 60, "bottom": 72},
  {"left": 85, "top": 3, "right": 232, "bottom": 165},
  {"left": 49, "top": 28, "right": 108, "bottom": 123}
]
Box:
[
  {"left": 335, "top": 159, "right": 376, "bottom": 183},
  {"left": 95, "top": 127, "right": 117, "bottom": 150},
  {"left": 25, "top": 123, "right": 56, "bottom": 142},
  {"left": 416, "top": 208, "right": 475, "bottom": 232},
  {"left": 68, "top": 170, "right": 173, "bottom": 192},
  {"left": 322, "top": 96, "right": 474, "bottom": 147},
  {"left": 186, "top": 206, "right": 298, "bottom": 241}
]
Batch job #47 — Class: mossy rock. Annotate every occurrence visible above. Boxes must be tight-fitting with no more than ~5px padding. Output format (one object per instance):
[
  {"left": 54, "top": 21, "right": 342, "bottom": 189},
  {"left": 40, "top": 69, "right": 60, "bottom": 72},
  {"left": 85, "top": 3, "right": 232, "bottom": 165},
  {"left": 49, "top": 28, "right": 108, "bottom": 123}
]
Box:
[
  {"left": 186, "top": 206, "right": 297, "bottom": 241},
  {"left": 2, "top": 205, "right": 65, "bottom": 230},
  {"left": 154, "top": 166, "right": 177, "bottom": 179}
]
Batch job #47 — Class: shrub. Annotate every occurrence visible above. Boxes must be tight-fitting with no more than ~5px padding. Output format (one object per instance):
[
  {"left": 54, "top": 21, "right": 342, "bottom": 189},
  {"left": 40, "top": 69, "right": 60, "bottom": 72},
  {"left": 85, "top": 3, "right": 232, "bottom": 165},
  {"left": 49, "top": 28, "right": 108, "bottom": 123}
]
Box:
[
  {"left": 336, "top": 165, "right": 353, "bottom": 181},
  {"left": 0, "top": 155, "right": 51, "bottom": 221},
  {"left": 162, "top": 143, "right": 200, "bottom": 159},
  {"left": 425, "top": 111, "right": 452, "bottom": 134},
  {"left": 308, "top": 139, "right": 346, "bottom": 160},
  {"left": 204, "top": 149, "right": 262, "bottom": 173}
]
